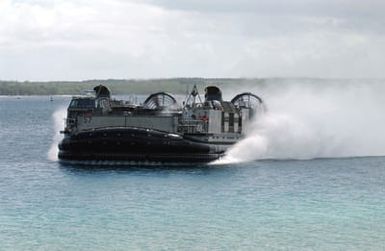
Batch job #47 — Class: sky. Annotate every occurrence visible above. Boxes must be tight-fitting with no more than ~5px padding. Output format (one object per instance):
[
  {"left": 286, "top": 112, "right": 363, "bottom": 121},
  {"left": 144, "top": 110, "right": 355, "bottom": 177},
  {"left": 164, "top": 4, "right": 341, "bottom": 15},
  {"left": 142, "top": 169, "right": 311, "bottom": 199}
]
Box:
[{"left": 0, "top": 0, "right": 384, "bottom": 81}]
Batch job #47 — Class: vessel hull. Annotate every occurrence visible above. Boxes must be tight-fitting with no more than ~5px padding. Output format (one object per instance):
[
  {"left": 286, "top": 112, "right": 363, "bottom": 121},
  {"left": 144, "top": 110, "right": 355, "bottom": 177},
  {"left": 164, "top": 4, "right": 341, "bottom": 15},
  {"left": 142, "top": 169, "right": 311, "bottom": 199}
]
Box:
[{"left": 58, "top": 127, "right": 228, "bottom": 164}]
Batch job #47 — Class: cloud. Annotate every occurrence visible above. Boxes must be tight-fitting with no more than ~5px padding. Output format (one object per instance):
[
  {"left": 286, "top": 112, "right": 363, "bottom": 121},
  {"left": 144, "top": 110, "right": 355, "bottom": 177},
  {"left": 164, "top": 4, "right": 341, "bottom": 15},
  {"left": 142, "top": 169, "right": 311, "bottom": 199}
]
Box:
[{"left": 0, "top": 0, "right": 385, "bottom": 80}]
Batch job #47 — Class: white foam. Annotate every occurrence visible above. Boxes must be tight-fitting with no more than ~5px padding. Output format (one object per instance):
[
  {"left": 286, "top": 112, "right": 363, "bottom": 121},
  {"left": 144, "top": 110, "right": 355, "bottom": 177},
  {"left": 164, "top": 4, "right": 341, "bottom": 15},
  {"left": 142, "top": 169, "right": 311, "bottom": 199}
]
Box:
[
  {"left": 48, "top": 107, "right": 66, "bottom": 161},
  {"left": 215, "top": 80, "right": 385, "bottom": 164}
]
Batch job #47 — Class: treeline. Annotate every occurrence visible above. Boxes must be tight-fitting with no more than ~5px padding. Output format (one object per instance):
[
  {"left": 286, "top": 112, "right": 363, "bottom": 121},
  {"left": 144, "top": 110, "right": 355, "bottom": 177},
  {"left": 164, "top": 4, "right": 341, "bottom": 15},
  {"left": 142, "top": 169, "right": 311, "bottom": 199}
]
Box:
[{"left": 0, "top": 78, "right": 263, "bottom": 95}]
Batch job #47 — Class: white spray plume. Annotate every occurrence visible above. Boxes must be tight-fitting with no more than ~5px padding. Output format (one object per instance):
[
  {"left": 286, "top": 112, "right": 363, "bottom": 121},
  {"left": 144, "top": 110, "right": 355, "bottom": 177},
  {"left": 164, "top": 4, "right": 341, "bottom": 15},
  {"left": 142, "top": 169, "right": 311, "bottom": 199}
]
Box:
[
  {"left": 215, "top": 80, "right": 385, "bottom": 164},
  {"left": 48, "top": 107, "right": 66, "bottom": 161}
]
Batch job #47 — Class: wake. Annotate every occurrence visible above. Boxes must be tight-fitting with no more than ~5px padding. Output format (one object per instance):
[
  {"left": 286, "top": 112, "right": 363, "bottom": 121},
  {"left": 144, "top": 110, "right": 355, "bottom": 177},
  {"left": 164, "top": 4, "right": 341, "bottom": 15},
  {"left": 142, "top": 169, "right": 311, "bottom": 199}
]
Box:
[
  {"left": 216, "top": 79, "right": 385, "bottom": 164},
  {"left": 48, "top": 107, "right": 66, "bottom": 161}
]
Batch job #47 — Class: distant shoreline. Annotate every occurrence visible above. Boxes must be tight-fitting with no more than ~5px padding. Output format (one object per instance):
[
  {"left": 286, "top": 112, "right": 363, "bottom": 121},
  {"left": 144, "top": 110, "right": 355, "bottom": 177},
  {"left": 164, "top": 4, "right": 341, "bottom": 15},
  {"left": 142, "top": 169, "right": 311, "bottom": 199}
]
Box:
[
  {"left": 0, "top": 78, "right": 259, "bottom": 95},
  {"left": 1, "top": 77, "right": 382, "bottom": 95}
]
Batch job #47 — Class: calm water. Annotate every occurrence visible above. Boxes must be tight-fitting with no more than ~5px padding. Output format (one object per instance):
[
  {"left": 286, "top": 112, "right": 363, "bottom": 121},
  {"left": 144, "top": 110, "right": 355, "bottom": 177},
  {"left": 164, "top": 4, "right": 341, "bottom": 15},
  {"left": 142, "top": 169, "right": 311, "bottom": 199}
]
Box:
[{"left": 1, "top": 96, "right": 385, "bottom": 250}]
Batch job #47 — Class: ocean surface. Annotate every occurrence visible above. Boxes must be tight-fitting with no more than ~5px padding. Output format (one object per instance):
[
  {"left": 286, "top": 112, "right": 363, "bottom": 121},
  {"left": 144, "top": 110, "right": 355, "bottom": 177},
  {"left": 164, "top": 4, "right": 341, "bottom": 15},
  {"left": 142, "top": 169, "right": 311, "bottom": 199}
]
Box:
[{"left": 1, "top": 94, "right": 385, "bottom": 250}]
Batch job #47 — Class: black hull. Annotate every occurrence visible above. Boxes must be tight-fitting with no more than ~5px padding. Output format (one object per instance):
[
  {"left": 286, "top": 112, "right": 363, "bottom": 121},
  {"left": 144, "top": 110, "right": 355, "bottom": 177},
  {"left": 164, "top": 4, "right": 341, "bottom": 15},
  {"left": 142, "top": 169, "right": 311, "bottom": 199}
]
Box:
[{"left": 58, "top": 127, "right": 227, "bottom": 164}]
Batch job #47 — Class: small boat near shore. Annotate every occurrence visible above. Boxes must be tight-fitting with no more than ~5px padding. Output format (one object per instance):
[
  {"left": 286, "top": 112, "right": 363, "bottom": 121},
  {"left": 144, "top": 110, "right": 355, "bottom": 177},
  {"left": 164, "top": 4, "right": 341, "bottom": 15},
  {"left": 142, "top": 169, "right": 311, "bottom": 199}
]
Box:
[{"left": 58, "top": 84, "right": 264, "bottom": 165}]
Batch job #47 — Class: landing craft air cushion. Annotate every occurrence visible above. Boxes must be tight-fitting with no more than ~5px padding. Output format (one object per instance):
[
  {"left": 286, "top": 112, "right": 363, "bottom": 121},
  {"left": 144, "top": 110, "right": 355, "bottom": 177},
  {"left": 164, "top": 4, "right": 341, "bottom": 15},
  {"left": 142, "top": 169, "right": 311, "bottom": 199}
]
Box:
[{"left": 58, "top": 84, "right": 264, "bottom": 164}]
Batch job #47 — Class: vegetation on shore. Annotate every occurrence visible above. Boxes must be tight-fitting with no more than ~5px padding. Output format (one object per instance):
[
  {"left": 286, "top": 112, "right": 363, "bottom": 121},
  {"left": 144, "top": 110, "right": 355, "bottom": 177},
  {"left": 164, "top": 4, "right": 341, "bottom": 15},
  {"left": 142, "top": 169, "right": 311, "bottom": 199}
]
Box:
[{"left": 0, "top": 78, "right": 266, "bottom": 95}]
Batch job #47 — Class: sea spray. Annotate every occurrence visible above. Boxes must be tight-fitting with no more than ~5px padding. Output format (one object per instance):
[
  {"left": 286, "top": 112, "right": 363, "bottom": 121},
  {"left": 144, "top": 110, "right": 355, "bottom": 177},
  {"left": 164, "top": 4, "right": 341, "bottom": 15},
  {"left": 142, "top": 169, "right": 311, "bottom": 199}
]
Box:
[
  {"left": 48, "top": 107, "right": 66, "bottom": 161},
  {"left": 216, "top": 80, "right": 385, "bottom": 164}
]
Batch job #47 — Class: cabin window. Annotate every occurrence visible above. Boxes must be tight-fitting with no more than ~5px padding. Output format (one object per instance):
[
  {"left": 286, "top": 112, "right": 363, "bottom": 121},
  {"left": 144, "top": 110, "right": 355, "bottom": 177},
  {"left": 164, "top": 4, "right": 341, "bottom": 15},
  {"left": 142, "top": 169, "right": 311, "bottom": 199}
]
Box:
[
  {"left": 70, "top": 98, "right": 95, "bottom": 108},
  {"left": 221, "top": 112, "right": 225, "bottom": 132},
  {"left": 229, "top": 113, "right": 234, "bottom": 133},
  {"left": 238, "top": 115, "right": 242, "bottom": 133},
  {"left": 69, "top": 100, "right": 77, "bottom": 107}
]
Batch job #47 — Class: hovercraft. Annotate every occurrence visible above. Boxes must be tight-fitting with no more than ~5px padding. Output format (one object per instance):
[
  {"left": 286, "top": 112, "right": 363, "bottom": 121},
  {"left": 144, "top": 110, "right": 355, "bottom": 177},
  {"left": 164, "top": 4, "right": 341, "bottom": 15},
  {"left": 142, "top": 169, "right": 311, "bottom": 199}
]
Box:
[{"left": 58, "top": 84, "right": 264, "bottom": 165}]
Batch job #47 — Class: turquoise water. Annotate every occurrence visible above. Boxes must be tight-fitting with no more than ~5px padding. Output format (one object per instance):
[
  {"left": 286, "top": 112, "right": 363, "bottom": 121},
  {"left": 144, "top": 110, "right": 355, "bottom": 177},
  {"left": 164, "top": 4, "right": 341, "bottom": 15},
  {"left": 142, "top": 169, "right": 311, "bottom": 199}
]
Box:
[{"left": 1, "top": 96, "right": 385, "bottom": 250}]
